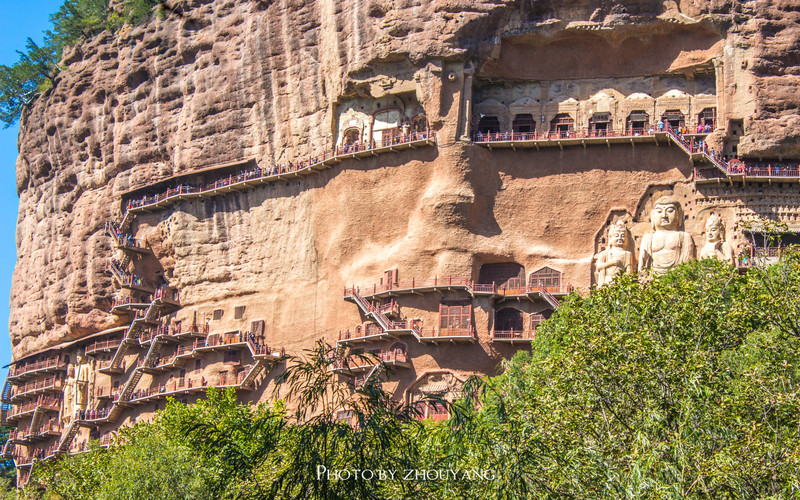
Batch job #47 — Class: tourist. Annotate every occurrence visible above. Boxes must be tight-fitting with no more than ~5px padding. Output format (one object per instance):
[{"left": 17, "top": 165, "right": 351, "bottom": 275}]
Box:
[{"left": 658, "top": 119, "right": 664, "bottom": 131}]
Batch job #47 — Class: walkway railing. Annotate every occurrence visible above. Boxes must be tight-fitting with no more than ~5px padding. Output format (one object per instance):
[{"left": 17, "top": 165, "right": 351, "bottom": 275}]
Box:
[
  {"left": 476, "top": 126, "right": 800, "bottom": 180},
  {"left": 122, "top": 130, "right": 434, "bottom": 217},
  {"left": 474, "top": 128, "right": 666, "bottom": 142},
  {"left": 10, "top": 376, "right": 63, "bottom": 400},
  {"left": 8, "top": 357, "right": 67, "bottom": 379},
  {"left": 344, "top": 276, "right": 569, "bottom": 298},
  {"left": 493, "top": 329, "right": 536, "bottom": 341},
  {"left": 85, "top": 338, "right": 122, "bottom": 356}
]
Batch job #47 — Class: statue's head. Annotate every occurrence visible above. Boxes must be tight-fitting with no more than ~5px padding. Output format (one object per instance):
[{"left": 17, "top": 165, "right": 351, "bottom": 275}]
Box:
[
  {"left": 705, "top": 213, "right": 724, "bottom": 242},
  {"left": 76, "top": 352, "right": 85, "bottom": 364},
  {"left": 608, "top": 220, "right": 628, "bottom": 248},
  {"left": 650, "top": 196, "right": 682, "bottom": 231}
]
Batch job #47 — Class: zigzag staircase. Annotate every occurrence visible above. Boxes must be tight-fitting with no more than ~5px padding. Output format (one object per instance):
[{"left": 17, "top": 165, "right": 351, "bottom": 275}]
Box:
[
  {"left": 56, "top": 420, "right": 80, "bottom": 453},
  {"left": 2, "top": 378, "right": 12, "bottom": 403},
  {"left": 348, "top": 290, "right": 423, "bottom": 341},
  {"left": 239, "top": 360, "right": 266, "bottom": 389},
  {"left": 359, "top": 363, "right": 384, "bottom": 388},
  {"left": 539, "top": 288, "right": 560, "bottom": 308},
  {"left": 0, "top": 439, "right": 13, "bottom": 459},
  {"left": 26, "top": 408, "right": 43, "bottom": 439},
  {"left": 140, "top": 335, "right": 166, "bottom": 371}
]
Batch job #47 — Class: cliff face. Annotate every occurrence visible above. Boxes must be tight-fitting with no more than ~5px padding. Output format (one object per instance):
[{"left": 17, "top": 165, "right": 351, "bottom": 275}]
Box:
[{"left": 9, "top": 0, "right": 800, "bottom": 358}]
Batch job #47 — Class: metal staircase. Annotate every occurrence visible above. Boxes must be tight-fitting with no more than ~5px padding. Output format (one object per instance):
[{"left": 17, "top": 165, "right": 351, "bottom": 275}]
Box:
[
  {"left": 358, "top": 363, "right": 384, "bottom": 388},
  {"left": 238, "top": 361, "right": 266, "bottom": 389},
  {"left": 56, "top": 420, "right": 80, "bottom": 453},
  {"left": 26, "top": 408, "right": 43, "bottom": 439},
  {"left": 538, "top": 288, "right": 561, "bottom": 308},
  {"left": 2, "top": 378, "right": 12, "bottom": 403}
]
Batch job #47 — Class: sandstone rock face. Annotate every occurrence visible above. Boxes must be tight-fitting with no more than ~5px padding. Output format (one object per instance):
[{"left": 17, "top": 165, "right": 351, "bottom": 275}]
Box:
[{"left": 9, "top": 0, "right": 800, "bottom": 369}]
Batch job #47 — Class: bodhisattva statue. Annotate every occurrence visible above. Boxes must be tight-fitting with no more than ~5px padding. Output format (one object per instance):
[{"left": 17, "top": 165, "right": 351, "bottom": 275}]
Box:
[
  {"left": 594, "top": 220, "right": 634, "bottom": 286},
  {"left": 639, "top": 196, "right": 695, "bottom": 272},
  {"left": 699, "top": 213, "right": 735, "bottom": 265},
  {"left": 74, "top": 352, "right": 93, "bottom": 414},
  {"left": 61, "top": 364, "right": 75, "bottom": 425}
]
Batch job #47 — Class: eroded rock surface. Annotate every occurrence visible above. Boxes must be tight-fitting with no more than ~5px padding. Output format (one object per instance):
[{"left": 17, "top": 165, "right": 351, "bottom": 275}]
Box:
[{"left": 10, "top": 0, "right": 800, "bottom": 360}]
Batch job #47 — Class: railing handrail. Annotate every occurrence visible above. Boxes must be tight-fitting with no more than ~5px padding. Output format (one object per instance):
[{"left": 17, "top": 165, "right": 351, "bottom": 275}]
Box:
[{"left": 123, "top": 129, "right": 433, "bottom": 217}]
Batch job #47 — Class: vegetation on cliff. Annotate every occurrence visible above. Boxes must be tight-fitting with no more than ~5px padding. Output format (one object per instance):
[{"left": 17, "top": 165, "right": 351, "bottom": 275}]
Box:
[
  {"left": 0, "top": 0, "right": 160, "bottom": 128},
  {"left": 13, "top": 256, "right": 800, "bottom": 499}
]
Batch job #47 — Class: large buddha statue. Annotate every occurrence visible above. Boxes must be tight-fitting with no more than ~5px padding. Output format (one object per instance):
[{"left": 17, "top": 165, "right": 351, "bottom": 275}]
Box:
[
  {"left": 639, "top": 196, "right": 695, "bottom": 272},
  {"left": 61, "top": 364, "right": 76, "bottom": 425},
  {"left": 594, "top": 220, "right": 634, "bottom": 286},
  {"left": 74, "top": 352, "right": 94, "bottom": 414},
  {"left": 699, "top": 213, "right": 735, "bottom": 265}
]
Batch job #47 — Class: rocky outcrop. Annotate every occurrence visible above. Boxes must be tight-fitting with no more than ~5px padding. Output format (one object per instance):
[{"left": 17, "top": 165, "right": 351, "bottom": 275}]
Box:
[{"left": 9, "top": 0, "right": 799, "bottom": 358}]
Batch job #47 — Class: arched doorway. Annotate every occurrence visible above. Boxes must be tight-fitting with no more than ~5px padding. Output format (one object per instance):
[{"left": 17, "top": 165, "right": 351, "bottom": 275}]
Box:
[
  {"left": 549, "top": 113, "right": 574, "bottom": 137},
  {"left": 495, "top": 307, "right": 524, "bottom": 331},
  {"left": 626, "top": 110, "right": 649, "bottom": 134},
  {"left": 588, "top": 112, "right": 611, "bottom": 136},
  {"left": 478, "top": 262, "right": 525, "bottom": 290},
  {"left": 342, "top": 127, "right": 360, "bottom": 148},
  {"left": 662, "top": 110, "right": 685, "bottom": 129},
  {"left": 529, "top": 266, "right": 562, "bottom": 292},
  {"left": 512, "top": 114, "right": 536, "bottom": 134},
  {"left": 477, "top": 115, "right": 501, "bottom": 134}
]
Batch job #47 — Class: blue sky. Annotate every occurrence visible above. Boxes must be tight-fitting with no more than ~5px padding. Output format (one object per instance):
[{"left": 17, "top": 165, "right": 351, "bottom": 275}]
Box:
[{"left": 0, "top": 0, "right": 65, "bottom": 364}]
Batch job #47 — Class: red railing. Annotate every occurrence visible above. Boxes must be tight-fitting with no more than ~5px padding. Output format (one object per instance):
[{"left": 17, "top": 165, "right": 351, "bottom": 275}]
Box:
[
  {"left": 344, "top": 276, "right": 568, "bottom": 298},
  {"left": 334, "top": 350, "right": 409, "bottom": 370},
  {"left": 8, "top": 356, "right": 67, "bottom": 378},
  {"left": 11, "top": 376, "right": 62, "bottom": 398},
  {"left": 85, "top": 338, "right": 122, "bottom": 356},
  {"left": 111, "top": 294, "right": 152, "bottom": 309},
  {"left": 123, "top": 129, "right": 432, "bottom": 216},
  {"left": 493, "top": 329, "right": 536, "bottom": 341},
  {"left": 474, "top": 128, "right": 662, "bottom": 142},
  {"left": 476, "top": 125, "right": 800, "bottom": 180},
  {"left": 31, "top": 418, "right": 61, "bottom": 436},
  {"left": 8, "top": 395, "right": 61, "bottom": 419}
]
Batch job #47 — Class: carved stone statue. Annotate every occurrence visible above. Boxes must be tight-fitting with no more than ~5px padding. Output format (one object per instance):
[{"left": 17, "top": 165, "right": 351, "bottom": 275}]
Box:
[
  {"left": 594, "top": 220, "right": 634, "bottom": 286},
  {"left": 61, "top": 364, "right": 75, "bottom": 425},
  {"left": 699, "top": 213, "right": 734, "bottom": 265},
  {"left": 639, "top": 196, "right": 695, "bottom": 272},
  {"left": 74, "top": 353, "right": 94, "bottom": 414}
]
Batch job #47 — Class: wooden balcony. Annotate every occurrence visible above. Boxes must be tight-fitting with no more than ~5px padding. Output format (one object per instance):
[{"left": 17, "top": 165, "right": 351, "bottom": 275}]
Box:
[
  {"left": 85, "top": 338, "right": 122, "bottom": 356},
  {"left": 10, "top": 376, "right": 63, "bottom": 403},
  {"left": 7, "top": 357, "right": 68, "bottom": 381},
  {"left": 492, "top": 329, "right": 536, "bottom": 343},
  {"left": 122, "top": 131, "right": 435, "bottom": 217},
  {"left": 332, "top": 351, "right": 411, "bottom": 375}
]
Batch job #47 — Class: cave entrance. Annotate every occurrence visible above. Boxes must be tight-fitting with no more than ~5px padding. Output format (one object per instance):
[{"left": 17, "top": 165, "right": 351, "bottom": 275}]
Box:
[
  {"left": 529, "top": 266, "right": 562, "bottom": 292},
  {"left": 626, "top": 111, "right": 649, "bottom": 135},
  {"left": 549, "top": 113, "right": 574, "bottom": 138},
  {"left": 478, "top": 262, "right": 525, "bottom": 290},
  {"left": 512, "top": 114, "right": 536, "bottom": 134},
  {"left": 697, "top": 107, "right": 716, "bottom": 130},
  {"left": 495, "top": 307, "right": 524, "bottom": 332},
  {"left": 477, "top": 115, "right": 501, "bottom": 134},
  {"left": 342, "top": 127, "right": 361, "bottom": 146},
  {"left": 662, "top": 110, "right": 685, "bottom": 129},
  {"left": 589, "top": 112, "right": 611, "bottom": 136}
]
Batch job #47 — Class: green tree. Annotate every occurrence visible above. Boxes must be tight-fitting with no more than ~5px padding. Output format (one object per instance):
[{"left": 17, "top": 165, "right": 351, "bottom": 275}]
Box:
[
  {"left": 266, "top": 342, "right": 424, "bottom": 499},
  {"left": 31, "top": 409, "right": 214, "bottom": 499},
  {"left": 424, "top": 259, "right": 800, "bottom": 498},
  {"left": 0, "top": 0, "right": 160, "bottom": 128}
]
